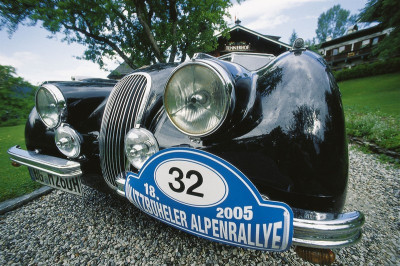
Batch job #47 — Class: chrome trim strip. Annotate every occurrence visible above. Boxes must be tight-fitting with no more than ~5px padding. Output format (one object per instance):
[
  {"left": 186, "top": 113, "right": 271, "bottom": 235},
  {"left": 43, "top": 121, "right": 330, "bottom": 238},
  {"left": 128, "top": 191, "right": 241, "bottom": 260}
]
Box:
[
  {"left": 293, "top": 209, "right": 365, "bottom": 248},
  {"left": 217, "top": 52, "right": 276, "bottom": 59},
  {"left": 99, "top": 73, "right": 150, "bottom": 190},
  {"left": 116, "top": 177, "right": 125, "bottom": 197},
  {"left": 131, "top": 72, "right": 152, "bottom": 127},
  {"left": 105, "top": 75, "right": 132, "bottom": 188},
  {"left": 8, "top": 146, "right": 82, "bottom": 178},
  {"left": 104, "top": 75, "right": 128, "bottom": 186},
  {"left": 111, "top": 75, "right": 139, "bottom": 187}
]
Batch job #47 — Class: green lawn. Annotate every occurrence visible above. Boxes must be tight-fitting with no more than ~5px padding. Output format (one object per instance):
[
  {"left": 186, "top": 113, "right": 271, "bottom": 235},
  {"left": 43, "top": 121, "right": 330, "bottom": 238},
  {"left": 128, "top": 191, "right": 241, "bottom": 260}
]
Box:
[
  {"left": 339, "top": 72, "right": 400, "bottom": 116},
  {"left": 0, "top": 124, "right": 42, "bottom": 202},
  {"left": 339, "top": 72, "right": 400, "bottom": 152}
]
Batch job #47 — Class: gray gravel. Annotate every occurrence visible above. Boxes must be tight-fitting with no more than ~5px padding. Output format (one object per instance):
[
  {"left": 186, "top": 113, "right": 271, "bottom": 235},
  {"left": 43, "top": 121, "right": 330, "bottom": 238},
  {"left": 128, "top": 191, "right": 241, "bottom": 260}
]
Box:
[{"left": 1, "top": 147, "right": 399, "bottom": 265}]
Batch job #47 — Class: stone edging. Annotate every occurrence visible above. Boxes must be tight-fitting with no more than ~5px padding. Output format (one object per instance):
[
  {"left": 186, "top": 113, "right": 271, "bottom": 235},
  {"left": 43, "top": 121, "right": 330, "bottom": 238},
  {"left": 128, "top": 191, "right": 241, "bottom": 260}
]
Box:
[
  {"left": 0, "top": 186, "right": 53, "bottom": 215},
  {"left": 349, "top": 137, "right": 400, "bottom": 159}
]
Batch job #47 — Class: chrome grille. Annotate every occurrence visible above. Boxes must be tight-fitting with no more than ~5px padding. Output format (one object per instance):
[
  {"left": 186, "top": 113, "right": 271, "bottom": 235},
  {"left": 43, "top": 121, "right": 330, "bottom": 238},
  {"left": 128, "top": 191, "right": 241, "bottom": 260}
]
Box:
[{"left": 99, "top": 73, "right": 151, "bottom": 189}]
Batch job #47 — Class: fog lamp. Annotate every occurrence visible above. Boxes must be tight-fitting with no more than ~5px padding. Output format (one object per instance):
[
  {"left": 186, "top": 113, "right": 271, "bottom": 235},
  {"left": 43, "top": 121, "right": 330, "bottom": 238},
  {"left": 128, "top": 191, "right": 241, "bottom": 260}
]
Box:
[
  {"left": 55, "top": 124, "right": 81, "bottom": 158},
  {"left": 125, "top": 128, "right": 158, "bottom": 169}
]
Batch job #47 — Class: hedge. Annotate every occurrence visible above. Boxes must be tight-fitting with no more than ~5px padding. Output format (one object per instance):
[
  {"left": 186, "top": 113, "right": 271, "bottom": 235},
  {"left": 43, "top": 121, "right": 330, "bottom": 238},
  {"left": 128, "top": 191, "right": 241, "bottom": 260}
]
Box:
[{"left": 333, "top": 57, "right": 400, "bottom": 81}]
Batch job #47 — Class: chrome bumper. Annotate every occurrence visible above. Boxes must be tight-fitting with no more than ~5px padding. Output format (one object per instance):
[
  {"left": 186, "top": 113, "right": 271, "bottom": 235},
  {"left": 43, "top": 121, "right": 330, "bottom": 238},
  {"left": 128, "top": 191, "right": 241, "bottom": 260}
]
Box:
[
  {"left": 9, "top": 146, "right": 363, "bottom": 249},
  {"left": 292, "top": 208, "right": 364, "bottom": 249},
  {"left": 117, "top": 178, "right": 363, "bottom": 249},
  {"left": 8, "top": 146, "right": 82, "bottom": 178}
]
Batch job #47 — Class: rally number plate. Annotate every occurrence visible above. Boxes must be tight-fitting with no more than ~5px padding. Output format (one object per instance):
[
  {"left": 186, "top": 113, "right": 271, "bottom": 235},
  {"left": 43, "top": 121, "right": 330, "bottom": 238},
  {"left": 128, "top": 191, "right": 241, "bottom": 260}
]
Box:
[
  {"left": 124, "top": 148, "right": 293, "bottom": 252},
  {"left": 30, "top": 168, "right": 82, "bottom": 196}
]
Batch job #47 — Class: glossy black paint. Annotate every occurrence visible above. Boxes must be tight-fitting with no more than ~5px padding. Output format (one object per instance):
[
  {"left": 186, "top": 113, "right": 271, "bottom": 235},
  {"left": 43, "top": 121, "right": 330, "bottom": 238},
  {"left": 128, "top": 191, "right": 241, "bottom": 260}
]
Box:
[
  {"left": 153, "top": 51, "right": 348, "bottom": 213},
  {"left": 26, "top": 80, "right": 117, "bottom": 153},
  {"left": 242, "top": 51, "right": 348, "bottom": 213},
  {"left": 25, "top": 51, "right": 348, "bottom": 213},
  {"left": 134, "top": 63, "right": 178, "bottom": 129},
  {"left": 26, "top": 79, "right": 117, "bottom": 192}
]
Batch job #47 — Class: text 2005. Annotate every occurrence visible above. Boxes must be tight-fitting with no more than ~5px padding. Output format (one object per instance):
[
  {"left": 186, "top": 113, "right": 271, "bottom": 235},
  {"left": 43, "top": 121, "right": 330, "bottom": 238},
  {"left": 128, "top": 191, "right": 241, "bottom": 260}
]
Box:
[{"left": 216, "top": 206, "right": 253, "bottom": 221}]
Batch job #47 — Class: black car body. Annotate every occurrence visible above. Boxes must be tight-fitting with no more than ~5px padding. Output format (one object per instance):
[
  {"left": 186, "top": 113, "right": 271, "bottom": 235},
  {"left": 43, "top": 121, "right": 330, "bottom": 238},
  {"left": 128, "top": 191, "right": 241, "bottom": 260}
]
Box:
[{"left": 9, "top": 46, "right": 364, "bottom": 261}]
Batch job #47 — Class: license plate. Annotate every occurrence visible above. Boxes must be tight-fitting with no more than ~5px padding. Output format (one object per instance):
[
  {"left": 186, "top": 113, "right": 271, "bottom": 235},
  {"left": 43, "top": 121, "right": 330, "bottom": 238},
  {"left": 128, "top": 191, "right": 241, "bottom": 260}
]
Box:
[{"left": 30, "top": 168, "right": 82, "bottom": 196}]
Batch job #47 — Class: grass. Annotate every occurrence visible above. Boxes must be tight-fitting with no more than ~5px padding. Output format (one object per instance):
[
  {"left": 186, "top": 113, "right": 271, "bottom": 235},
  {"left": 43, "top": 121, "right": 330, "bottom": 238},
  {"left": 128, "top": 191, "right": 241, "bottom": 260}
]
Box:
[
  {"left": 0, "top": 124, "right": 42, "bottom": 202},
  {"left": 339, "top": 72, "right": 400, "bottom": 153}
]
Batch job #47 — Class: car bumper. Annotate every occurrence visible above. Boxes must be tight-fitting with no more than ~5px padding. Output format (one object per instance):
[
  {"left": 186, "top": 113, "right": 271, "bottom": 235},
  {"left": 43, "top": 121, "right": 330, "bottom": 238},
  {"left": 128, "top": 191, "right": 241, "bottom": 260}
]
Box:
[
  {"left": 115, "top": 178, "right": 364, "bottom": 249},
  {"left": 7, "top": 146, "right": 82, "bottom": 178},
  {"left": 8, "top": 145, "right": 364, "bottom": 249},
  {"left": 292, "top": 208, "right": 364, "bottom": 248}
]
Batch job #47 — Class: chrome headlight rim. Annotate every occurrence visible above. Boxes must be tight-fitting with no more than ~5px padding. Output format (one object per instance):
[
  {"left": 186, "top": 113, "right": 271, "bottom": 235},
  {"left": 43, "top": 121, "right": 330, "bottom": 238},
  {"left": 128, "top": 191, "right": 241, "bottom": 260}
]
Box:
[
  {"left": 163, "top": 60, "right": 234, "bottom": 138},
  {"left": 124, "top": 127, "right": 159, "bottom": 170},
  {"left": 35, "top": 84, "right": 66, "bottom": 129},
  {"left": 55, "top": 123, "right": 82, "bottom": 158}
]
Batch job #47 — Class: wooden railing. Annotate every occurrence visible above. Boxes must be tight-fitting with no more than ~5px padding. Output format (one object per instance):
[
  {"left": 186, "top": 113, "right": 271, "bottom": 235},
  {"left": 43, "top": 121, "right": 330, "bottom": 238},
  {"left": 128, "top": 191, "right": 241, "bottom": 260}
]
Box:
[{"left": 325, "top": 46, "right": 373, "bottom": 63}]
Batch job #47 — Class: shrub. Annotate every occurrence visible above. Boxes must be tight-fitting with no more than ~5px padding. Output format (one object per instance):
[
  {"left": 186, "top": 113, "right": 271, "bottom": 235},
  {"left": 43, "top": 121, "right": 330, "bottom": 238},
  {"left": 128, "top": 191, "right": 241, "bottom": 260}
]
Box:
[{"left": 334, "top": 57, "right": 400, "bottom": 81}]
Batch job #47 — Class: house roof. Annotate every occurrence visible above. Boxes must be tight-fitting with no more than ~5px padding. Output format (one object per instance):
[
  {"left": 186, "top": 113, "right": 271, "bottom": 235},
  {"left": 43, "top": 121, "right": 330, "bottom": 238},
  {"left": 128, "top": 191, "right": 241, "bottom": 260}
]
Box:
[
  {"left": 319, "top": 24, "right": 385, "bottom": 48},
  {"left": 107, "top": 62, "right": 135, "bottom": 79},
  {"left": 216, "top": 24, "right": 291, "bottom": 49}
]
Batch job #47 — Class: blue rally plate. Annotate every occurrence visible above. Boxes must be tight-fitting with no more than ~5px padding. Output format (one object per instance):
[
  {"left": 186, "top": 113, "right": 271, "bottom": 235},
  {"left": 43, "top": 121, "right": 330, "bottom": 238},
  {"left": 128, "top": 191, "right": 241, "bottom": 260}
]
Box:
[{"left": 124, "top": 148, "right": 293, "bottom": 251}]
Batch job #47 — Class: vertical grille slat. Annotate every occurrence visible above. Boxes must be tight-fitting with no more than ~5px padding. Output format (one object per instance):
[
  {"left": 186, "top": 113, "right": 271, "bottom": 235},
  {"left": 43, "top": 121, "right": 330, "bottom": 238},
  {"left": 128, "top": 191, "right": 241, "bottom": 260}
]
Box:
[
  {"left": 100, "top": 73, "right": 150, "bottom": 189},
  {"left": 109, "top": 75, "right": 142, "bottom": 184},
  {"left": 106, "top": 77, "right": 133, "bottom": 185}
]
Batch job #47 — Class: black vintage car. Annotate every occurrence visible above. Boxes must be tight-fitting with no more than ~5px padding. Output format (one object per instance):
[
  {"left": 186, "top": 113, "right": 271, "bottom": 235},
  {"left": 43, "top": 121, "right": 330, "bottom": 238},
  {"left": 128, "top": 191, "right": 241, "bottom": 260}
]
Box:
[{"left": 8, "top": 41, "right": 364, "bottom": 263}]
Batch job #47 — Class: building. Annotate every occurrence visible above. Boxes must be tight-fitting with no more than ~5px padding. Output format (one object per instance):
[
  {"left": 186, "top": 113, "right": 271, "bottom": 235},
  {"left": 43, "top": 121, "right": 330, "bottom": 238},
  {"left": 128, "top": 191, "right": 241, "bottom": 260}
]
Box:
[
  {"left": 319, "top": 24, "right": 393, "bottom": 70},
  {"left": 107, "top": 62, "right": 136, "bottom": 80},
  {"left": 108, "top": 20, "right": 291, "bottom": 79},
  {"left": 210, "top": 19, "right": 291, "bottom": 57}
]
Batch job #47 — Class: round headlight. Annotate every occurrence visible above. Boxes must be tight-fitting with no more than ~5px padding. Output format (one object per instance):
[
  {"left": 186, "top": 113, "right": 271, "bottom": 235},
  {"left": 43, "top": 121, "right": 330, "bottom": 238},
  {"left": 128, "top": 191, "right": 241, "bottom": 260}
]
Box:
[
  {"left": 55, "top": 124, "right": 81, "bottom": 158},
  {"left": 36, "top": 84, "right": 66, "bottom": 129},
  {"left": 164, "top": 63, "right": 232, "bottom": 137},
  {"left": 125, "top": 128, "right": 159, "bottom": 170}
]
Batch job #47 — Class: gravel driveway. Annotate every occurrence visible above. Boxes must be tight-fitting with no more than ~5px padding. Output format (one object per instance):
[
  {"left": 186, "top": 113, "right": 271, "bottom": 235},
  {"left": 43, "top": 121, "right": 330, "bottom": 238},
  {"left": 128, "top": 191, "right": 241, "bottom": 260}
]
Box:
[{"left": 1, "top": 147, "right": 399, "bottom": 265}]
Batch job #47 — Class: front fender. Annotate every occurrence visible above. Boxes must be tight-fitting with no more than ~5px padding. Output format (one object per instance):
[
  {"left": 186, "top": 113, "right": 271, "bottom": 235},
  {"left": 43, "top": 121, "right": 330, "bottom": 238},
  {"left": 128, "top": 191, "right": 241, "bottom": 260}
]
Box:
[{"left": 207, "top": 51, "right": 348, "bottom": 213}]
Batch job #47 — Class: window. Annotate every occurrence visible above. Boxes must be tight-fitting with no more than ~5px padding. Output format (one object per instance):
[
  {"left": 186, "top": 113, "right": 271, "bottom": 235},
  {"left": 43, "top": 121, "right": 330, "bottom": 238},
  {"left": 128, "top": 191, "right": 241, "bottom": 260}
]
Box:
[
  {"left": 372, "top": 37, "right": 379, "bottom": 45},
  {"left": 332, "top": 48, "right": 338, "bottom": 56},
  {"left": 354, "top": 42, "right": 361, "bottom": 50},
  {"left": 361, "top": 39, "right": 370, "bottom": 48},
  {"left": 339, "top": 46, "right": 346, "bottom": 53}
]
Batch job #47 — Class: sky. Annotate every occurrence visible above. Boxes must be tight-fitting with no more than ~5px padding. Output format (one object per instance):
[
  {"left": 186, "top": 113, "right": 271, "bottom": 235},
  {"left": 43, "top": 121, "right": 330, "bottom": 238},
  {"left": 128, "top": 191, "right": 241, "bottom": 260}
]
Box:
[{"left": 0, "top": 0, "right": 368, "bottom": 85}]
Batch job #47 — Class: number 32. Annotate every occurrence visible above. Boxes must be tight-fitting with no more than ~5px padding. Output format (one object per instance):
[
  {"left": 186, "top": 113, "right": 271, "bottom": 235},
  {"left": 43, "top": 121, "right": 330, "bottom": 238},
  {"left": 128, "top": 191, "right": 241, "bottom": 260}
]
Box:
[{"left": 168, "top": 167, "right": 204, "bottom": 198}]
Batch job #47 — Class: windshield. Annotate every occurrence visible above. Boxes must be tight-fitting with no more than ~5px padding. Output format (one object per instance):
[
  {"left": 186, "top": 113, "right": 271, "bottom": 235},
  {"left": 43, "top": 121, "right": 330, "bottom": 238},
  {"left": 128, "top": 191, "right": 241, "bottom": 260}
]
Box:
[{"left": 219, "top": 53, "right": 275, "bottom": 71}]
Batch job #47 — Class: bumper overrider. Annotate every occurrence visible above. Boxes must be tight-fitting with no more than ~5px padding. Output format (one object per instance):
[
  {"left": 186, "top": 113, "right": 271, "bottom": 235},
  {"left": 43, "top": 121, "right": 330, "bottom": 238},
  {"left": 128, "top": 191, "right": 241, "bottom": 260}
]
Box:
[{"left": 8, "top": 145, "right": 364, "bottom": 249}]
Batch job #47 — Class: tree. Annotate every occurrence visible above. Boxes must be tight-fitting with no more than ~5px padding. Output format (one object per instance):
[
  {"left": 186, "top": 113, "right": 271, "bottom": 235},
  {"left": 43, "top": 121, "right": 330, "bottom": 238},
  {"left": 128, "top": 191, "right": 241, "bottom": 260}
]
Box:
[
  {"left": 316, "top": 4, "right": 357, "bottom": 43},
  {"left": 0, "top": 0, "right": 234, "bottom": 68},
  {"left": 289, "top": 29, "right": 298, "bottom": 46},
  {"left": 359, "top": 0, "right": 400, "bottom": 58},
  {"left": 304, "top": 38, "right": 319, "bottom": 53},
  {"left": 0, "top": 65, "right": 36, "bottom": 125}
]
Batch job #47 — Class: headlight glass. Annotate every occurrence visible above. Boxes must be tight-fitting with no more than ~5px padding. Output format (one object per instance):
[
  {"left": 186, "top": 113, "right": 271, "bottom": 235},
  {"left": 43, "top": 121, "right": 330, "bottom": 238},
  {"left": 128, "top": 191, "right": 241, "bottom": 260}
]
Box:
[
  {"left": 55, "top": 124, "right": 81, "bottom": 158},
  {"left": 36, "top": 84, "right": 66, "bottom": 129},
  {"left": 125, "top": 128, "right": 159, "bottom": 170},
  {"left": 164, "top": 63, "right": 231, "bottom": 136}
]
